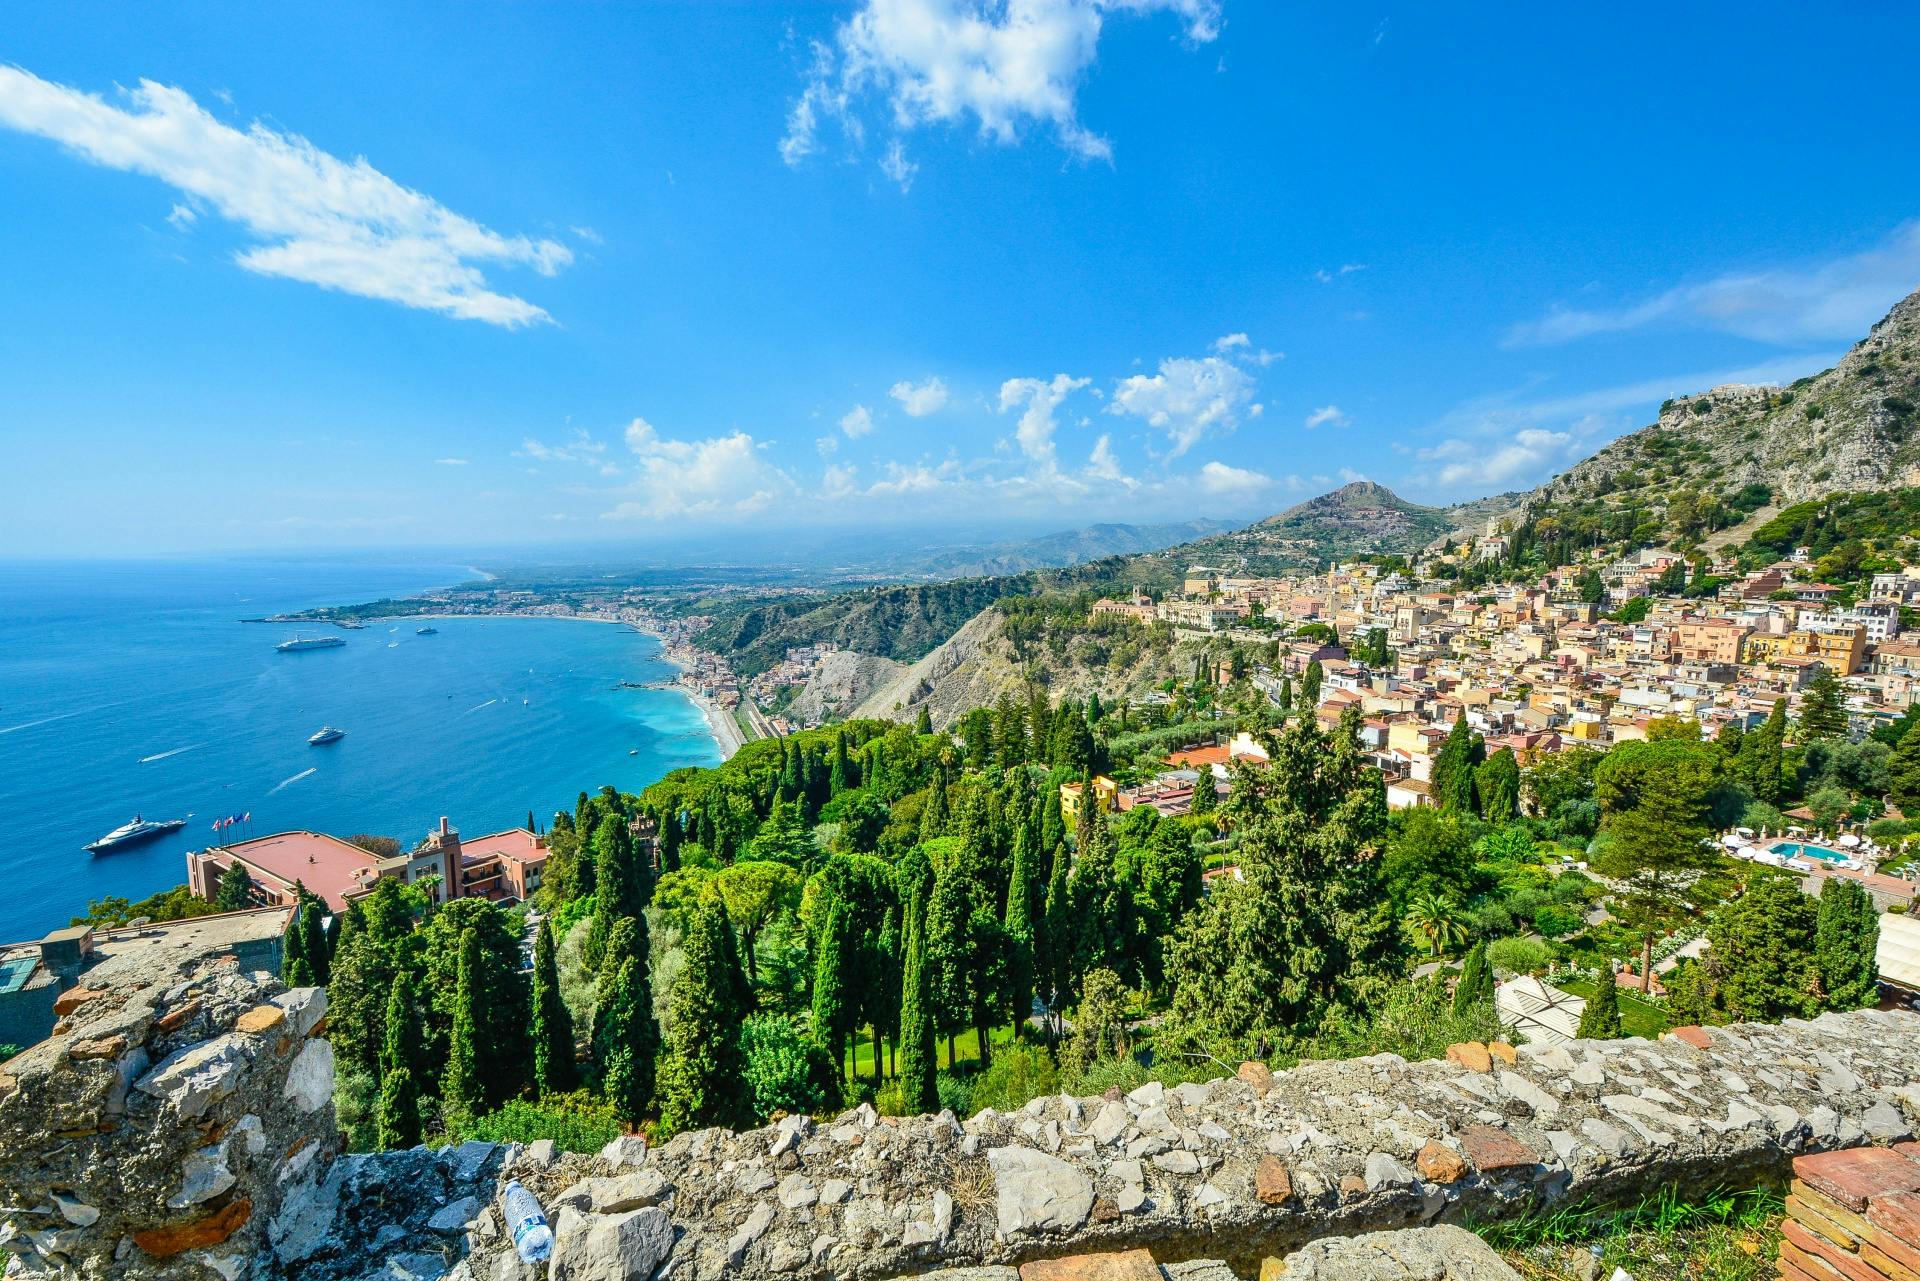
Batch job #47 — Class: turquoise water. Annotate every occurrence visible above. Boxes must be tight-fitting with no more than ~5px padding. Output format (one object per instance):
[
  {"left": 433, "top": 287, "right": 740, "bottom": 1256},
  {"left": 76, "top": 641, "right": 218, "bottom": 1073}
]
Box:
[
  {"left": 1769, "top": 841, "right": 1846, "bottom": 863},
  {"left": 0, "top": 558, "right": 720, "bottom": 940}
]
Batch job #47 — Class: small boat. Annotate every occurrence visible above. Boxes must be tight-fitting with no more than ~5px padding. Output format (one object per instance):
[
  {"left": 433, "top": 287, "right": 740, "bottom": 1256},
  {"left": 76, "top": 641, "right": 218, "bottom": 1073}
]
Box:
[
  {"left": 308, "top": 726, "right": 345, "bottom": 746},
  {"left": 417, "top": 626, "right": 438, "bottom": 635},
  {"left": 628, "top": 748, "right": 639, "bottom": 755},
  {"left": 85, "top": 815, "right": 186, "bottom": 854}
]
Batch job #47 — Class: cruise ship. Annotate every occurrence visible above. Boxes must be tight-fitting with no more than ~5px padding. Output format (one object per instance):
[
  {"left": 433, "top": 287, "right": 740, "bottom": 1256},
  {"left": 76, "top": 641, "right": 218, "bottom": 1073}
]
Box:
[
  {"left": 276, "top": 635, "right": 346, "bottom": 653},
  {"left": 85, "top": 815, "right": 187, "bottom": 854},
  {"left": 308, "top": 726, "right": 345, "bottom": 745}
]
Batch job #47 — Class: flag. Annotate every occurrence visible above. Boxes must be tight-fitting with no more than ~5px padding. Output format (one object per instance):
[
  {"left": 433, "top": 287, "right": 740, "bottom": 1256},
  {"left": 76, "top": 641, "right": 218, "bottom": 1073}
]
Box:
[{"left": 242, "top": 812, "right": 251, "bottom": 823}]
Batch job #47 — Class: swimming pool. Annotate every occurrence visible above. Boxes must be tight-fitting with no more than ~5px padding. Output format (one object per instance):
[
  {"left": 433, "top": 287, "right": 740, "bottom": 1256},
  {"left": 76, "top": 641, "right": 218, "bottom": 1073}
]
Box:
[{"left": 1768, "top": 841, "right": 1847, "bottom": 864}]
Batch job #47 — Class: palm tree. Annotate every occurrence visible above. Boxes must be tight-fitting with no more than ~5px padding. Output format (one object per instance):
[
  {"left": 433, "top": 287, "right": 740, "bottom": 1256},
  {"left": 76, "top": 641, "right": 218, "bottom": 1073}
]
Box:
[{"left": 1406, "top": 893, "right": 1468, "bottom": 957}]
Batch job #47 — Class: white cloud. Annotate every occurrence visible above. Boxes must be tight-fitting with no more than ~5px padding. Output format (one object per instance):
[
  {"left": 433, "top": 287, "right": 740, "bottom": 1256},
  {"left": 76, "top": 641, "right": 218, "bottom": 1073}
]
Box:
[
  {"left": 1507, "top": 222, "right": 1920, "bottom": 347},
  {"left": 1198, "top": 461, "right": 1270, "bottom": 495},
  {"left": 568, "top": 225, "right": 604, "bottom": 245},
  {"left": 840, "top": 404, "right": 876, "bottom": 438},
  {"left": 516, "top": 430, "right": 607, "bottom": 466},
  {"left": 816, "top": 434, "right": 841, "bottom": 456},
  {"left": 607, "top": 417, "right": 794, "bottom": 519},
  {"left": 889, "top": 376, "right": 949, "bottom": 416},
  {"left": 1107, "top": 353, "right": 1259, "bottom": 456},
  {"left": 1337, "top": 466, "right": 1369, "bottom": 483},
  {"left": 781, "top": 0, "right": 1221, "bottom": 170},
  {"left": 166, "top": 201, "right": 197, "bottom": 229},
  {"left": 822, "top": 462, "right": 860, "bottom": 498},
  {"left": 1417, "top": 429, "right": 1574, "bottom": 490},
  {"left": 1211, "top": 332, "right": 1249, "bottom": 352},
  {"left": 434, "top": 457, "right": 469, "bottom": 466},
  {"left": 998, "top": 372, "right": 1090, "bottom": 474},
  {"left": 0, "top": 67, "right": 570, "bottom": 325},
  {"left": 1086, "top": 433, "right": 1136, "bottom": 488},
  {"left": 1303, "top": 404, "right": 1348, "bottom": 429},
  {"left": 879, "top": 139, "right": 919, "bottom": 192}
]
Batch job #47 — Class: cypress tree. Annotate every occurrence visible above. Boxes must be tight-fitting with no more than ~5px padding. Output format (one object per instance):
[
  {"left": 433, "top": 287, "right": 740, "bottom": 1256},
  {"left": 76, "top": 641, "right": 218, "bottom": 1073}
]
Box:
[
  {"left": 830, "top": 732, "right": 852, "bottom": 795},
  {"left": 215, "top": 861, "right": 256, "bottom": 912},
  {"left": 1575, "top": 963, "right": 1623, "bottom": 1039},
  {"left": 531, "top": 919, "right": 577, "bottom": 1094},
  {"left": 915, "top": 705, "right": 934, "bottom": 735},
  {"left": 1003, "top": 824, "right": 1036, "bottom": 1038},
  {"left": 924, "top": 843, "right": 978, "bottom": 1068},
  {"left": 1042, "top": 824, "right": 1072, "bottom": 1007},
  {"left": 280, "top": 890, "right": 314, "bottom": 986},
  {"left": 298, "top": 896, "right": 331, "bottom": 984},
  {"left": 656, "top": 900, "right": 753, "bottom": 1134},
  {"left": 377, "top": 1065, "right": 423, "bottom": 1150},
  {"left": 1815, "top": 877, "right": 1879, "bottom": 1010},
  {"left": 592, "top": 914, "right": 658, "bottom": 1125},
  {"left": 382, "top": 970, "right": 422, "bottom": 1079},
  {"left": 897, "top": 885, "right": 938, "bottom": 1114},
  {"left": 1433, "top": 712, "right": 1482, "bottom": 816},
  {"left": 584, "top": 814, "right": 639, "bottom": 973},
  {"left": 1300, "top": 659, "right": 1323, "bottom": 709},
  {"left": 811, "top": 896, "right": 853, "bottom": 1077},
  {"left": 443, "top": 928, "right": 483, "bottom": 1116},
  {"left": 1476, "top": 748, "right": 1521, "bottom": 823},
  {"left": 1453, "top": 941, "right": 1493, "bottom": 1015},
  {"left": 1890, "top": 719, "right": 1920, "bottom": 816}
]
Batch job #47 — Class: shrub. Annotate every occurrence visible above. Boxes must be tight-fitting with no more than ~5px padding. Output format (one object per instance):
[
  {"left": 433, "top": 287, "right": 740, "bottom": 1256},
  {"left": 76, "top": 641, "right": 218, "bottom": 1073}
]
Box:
[
  {"left": 739, "top": 1014, "right": 841, "bottom": 1121},
  {"left": 1487, "top": 936, "right": 1551, "bottom": 976},
  {"left": 1531, "top": 905, "right": 1584, "bottom": 940},
  {"left": 935, "top": 1071, "right": 972, "bottom": 1118},
  {"left": 965, "top": 1041, "right": 1060, "bottom": 1115},
  {"left": 449, "top": 1091, "right": 624, "bottom": 1154}
]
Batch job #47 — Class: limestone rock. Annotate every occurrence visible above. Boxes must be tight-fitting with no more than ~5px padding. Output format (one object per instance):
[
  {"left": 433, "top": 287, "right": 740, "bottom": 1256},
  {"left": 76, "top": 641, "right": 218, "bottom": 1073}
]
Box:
[
  {"left": 550, "top": 1206, "right": 672, "bottom": 1281},
  {"left": 987, "top": 1146, "right": 1094, "bottom": 1237}
]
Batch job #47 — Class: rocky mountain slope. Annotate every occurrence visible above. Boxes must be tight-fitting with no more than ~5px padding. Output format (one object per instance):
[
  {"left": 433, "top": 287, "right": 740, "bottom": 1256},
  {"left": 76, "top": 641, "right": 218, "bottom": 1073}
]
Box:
[
  {"left": 786, "top": 650, "right": 908, "bottom": 725},
  {"left": 1509, "top": 286, "right": 1920, "bottom": 542},
  {"left": 1140, "top": 481, "right": 1461, "bottom": 576}
]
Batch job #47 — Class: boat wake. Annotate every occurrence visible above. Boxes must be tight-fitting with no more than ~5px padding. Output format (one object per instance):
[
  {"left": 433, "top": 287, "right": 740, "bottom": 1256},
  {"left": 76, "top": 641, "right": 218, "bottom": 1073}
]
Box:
[
  {"left": 139, "top": 744, "right": 201, "bottom": 764},
  {"left": 269, "top": 767, "right": 317, "bottom": 795},
  {"left": 0, "top": 709, "right": 86, "bottom": 736},
  {"left": 464, "top": 698, "right": 498, "bottom": 714}
]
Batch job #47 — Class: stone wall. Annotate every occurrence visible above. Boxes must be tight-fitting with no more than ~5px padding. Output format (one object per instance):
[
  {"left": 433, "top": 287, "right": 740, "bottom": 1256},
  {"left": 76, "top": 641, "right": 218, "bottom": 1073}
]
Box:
[
  {"left": 456, "top": 1012, "right": 1920, "bottom": 1281},
  {"left": 4, "top": 922, "right": 1919, "bottom": 1281},
  {"left": 0, "top": 943, "right": 333, "bottom": 1279}
]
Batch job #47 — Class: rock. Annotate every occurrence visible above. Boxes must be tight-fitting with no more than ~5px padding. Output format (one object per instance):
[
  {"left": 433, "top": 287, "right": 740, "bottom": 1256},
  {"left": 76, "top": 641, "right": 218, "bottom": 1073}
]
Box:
[
  {"left": 987, "top": 1146, "right": 1094, "bottom": 1236},
  {"left": 778, "top": 1173, "right": 819, "bottom": 1209},
  {"left": 51, "top": 1193, "right": 100, "bottom": 1227},
  {"left": 444, "top": 1139, "right": 499, "bottom": 1183},
  {"left": 1457, "top": 1124, "right": 1539, "bottom": 1175},
  {"left": 232, "top": 1113, "right": 266, "bottom": 1157},
  {"left": 136, "top": 1035, "right": 249, "bottom": 1119},
  {"left": 1446, "top": 1042, "right": 1492, "bottom": 1073},
  {"left": 1498, "top": 1070, "right": 1562, "bottom": 1119},
  {"left": 1256, "top": 1155, "right": 1293, "bottom": 1204},
  {"left": 1667, "top": 1025, "right": 1713, "bottom": 1050},
  {"left": 68, "top": 1034, "right": 129, "bottom": 1060},
  {"left": 1415, "top": 1140, "right": 1466, "bottom": 1184},
  {"left": 819, "top": 1178, "right": 852, "bottom": 1206},
  {"left": 550, "top": 1206, "right": 673, "bottom": 1281},
  {"left": 1018, "top": 1248, "right": 1161, "bottom": 1281},
  {"left": 1486, "top": 1041, "right": 1518, "bottom": 1066},
  {"left": 524, "top": 1138, "right": 558, "bottom": 1166},
  {"left": 1153, "top": 1149, "right": 1202, "bottom": 1175},
  {"left": 168, "top": 1140, "right": 237, "bottom": 1208},
  {"left": 1364, "top": 1152, "right": 1414, "bottom": 1192},
  {"left": 53, "top": 986, "right": 107, "bottom": 1017},
  {"left": 727, "top": 1201, "right": 776, "bottom": 1265},
  {"left": 428, "top": 1196, "right": 483, "bottom": 1233},
  {"left": 1126, "top": 1082, "right": 1165, "bottom": 1108},
  {"left": 1090, "top": 1102, "right": 1129, "bottom": 1146},
  {"left": 281, "top": 1038, "right": 334, "bottom": 1113},
  {"left": 599, "top": 1135, "right": 648, "bottom": 1169},
  {"left": 587, "top": 1169, "right": 673, "bottom": 1212},
  {"left": 234, "top": 1004, "right": 286, "bottom": 1035},
  {"left": 132, "top": 1199, "right": 253, "bottom": 1258},
  {"left": 1237, "top": 1061, "right": 1275, "bottom": 1096},
  {"left": 272, "top": 986, "right": 328, "bottom": 1038}
]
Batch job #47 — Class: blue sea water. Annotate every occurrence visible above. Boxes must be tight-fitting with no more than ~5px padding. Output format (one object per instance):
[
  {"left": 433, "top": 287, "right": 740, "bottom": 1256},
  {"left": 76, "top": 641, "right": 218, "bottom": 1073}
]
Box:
[{"left": 0, "top": 558, "right": 721, "bottom": 940}]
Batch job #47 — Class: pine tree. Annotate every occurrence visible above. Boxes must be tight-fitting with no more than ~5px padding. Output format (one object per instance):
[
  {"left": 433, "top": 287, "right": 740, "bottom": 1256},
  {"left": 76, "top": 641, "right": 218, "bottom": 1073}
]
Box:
[
  {"left": 1453, "top": 941, "right": 1493, "bottom": 1015},
  {"left": 377, "top": 1065, "right": 423, "bottom": 1150},
  {"left": 531, "top": 919, "right": 577, "bottom": 1094},
  {"left": 443, "top": 928, "right": 483, "bottom": 1116},
  {"left": 897, "top": 884, "right": 938, "bottom": 1114},
  {"left": 656, "top": 900, "right": 753, "bottom": 1134},
  {"left": 1432, "top": 712, "right": 1482, "bottom": 816},
  {"left": 1798, "top": 670, "right": 1849, "bottom": 742},
  {"left": 1575, "top": 963, "right": 1623, "bottom": 1039},
  {"left": 215, "top": 861, "right": 256, "bottom": 912},
  {"left": 811, "top": 897, "right": 853, "bottom": 1077},
  {"left": 1815, "top": 877, "right": 1879, "bottom": 1010},
  {"left": 1706, "top": 872, "right": 1821, "bottom": 1023}
]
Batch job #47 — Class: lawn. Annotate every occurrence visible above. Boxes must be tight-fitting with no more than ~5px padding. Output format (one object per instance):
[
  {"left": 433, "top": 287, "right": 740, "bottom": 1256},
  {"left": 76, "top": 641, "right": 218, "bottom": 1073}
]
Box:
[
  {"left": 1483, "top": 1186, "right": 1782, "bottom": 1281},
  {"left": 1556, "top": 977, "right": 1673, "bottom": 1040},
  {"left": 840, "top": 1022, "right": 1022, "bottom": 1082}
]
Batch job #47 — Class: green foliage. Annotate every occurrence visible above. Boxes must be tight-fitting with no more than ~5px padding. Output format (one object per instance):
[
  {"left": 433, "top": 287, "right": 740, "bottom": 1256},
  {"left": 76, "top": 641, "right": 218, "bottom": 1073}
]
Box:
[
  {"left": 1798, "top": 670, "right": 1850, "bottom": 742},
  {"left": 73, "top": 883, "right": 221, "bottom": 929},
  {"left": 1576, "top": 964, "right": 1623, "bottom": 1039},
  {"left": 1700, "top": 873, "right": 1823, "bottom": 1024},
  {"left": 1593, "top": 738, "right": 1728, "bottom": 979},
  {"left": 215, "top": 862, "right": 257, "bottom": 912},
  {"left": 1299, "top": 970, "right": 1499, "bottom": 1065},
  {"left": 739, "top": 1013, "right": 842, "bottom": 1119},
  {"left": 1815, "top": 878, "right": 1879, "bottom": 1010},
  {"left": 656, "top": 900, "right": 753, "bottom": 1135},
  {"left": 1486, "top": 935, "right": 1550, "bottom": 976},
  {"left": 447, "top": 1091, "right": 625, "bottom": 1153},
  {"left": 1453, "top": 941, "right": 1493, "bottom": 1012},
  {"left": 531, "top": 919, "right": 578, "bottom": 1095},
  {"left": 964, "top": 1040, "right": 1060, "bottom": 1114},
  {"left": 377, "top": 1066, "right": 422, "bottom": 1150}
]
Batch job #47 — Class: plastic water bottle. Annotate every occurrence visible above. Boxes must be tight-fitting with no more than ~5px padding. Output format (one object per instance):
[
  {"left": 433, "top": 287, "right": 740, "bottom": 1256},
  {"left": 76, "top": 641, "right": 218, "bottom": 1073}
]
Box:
[{"left": 502, "top": 1180, "right": 553, "bottom": 1264}]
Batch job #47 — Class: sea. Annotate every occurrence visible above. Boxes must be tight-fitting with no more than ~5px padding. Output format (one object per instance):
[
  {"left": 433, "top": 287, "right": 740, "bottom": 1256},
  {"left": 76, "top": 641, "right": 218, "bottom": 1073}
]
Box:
[{"left": 0, "top": 557, "right": 722, "bottom": 941}]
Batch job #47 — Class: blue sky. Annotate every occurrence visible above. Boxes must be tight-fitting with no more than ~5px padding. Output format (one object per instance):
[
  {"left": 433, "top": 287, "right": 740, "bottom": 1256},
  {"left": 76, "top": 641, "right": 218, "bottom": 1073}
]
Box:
[{"left": 4, "top": 2, "right": 1919, "bottom": 555}]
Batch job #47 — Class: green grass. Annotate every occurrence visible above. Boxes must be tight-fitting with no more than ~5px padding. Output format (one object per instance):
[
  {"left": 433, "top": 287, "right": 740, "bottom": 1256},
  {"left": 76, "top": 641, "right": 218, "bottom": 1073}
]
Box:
[
  {"left": 1556, "top": 976, "right": 1673, "bottom": 1039},
  {"left": 840, "top": 1022, "right": 1020, "bottom": 1082},
  {"left": 1480, "top": 1185, "right": 1783, "bottom": 1281}
]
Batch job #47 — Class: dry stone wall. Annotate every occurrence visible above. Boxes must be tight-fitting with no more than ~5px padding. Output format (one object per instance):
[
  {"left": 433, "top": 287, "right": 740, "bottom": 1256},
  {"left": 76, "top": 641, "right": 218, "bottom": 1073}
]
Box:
[
  {"left": 0, "top": 946, "right": 334, "bottom": 1280},
  {"left": 4, "top": 923, "right": 1920, "bottom": 1281}
]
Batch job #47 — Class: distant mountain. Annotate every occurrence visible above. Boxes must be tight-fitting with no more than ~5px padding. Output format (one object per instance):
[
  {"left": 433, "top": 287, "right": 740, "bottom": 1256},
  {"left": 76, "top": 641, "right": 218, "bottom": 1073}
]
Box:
[
  {"left": 886, "top": 519, "right": 1237, "bottom": 578},
  {"left": 1138, "top": 481, "right": 1460, "bottom": 575},
  {"left": 1501, "top": 286, "right": 1920, "bottom": 546}
]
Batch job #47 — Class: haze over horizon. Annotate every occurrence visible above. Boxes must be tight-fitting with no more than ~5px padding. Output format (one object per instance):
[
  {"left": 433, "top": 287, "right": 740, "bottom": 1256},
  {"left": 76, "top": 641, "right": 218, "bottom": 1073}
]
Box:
[{"left": 6, "top": 2, "right": 1920, "bottom": 555}]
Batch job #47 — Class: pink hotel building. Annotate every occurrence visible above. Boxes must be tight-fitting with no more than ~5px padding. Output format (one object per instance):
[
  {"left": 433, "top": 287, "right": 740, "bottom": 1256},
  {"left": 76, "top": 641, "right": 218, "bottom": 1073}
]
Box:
[{"left": 186, "top": 817, "right": 548, "bottom": 914}]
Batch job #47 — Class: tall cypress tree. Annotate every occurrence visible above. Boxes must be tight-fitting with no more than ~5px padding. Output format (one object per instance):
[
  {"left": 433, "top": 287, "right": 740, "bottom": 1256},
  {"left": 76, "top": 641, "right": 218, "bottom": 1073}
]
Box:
[
  {"left": 584, "top": 814, "right": 640, "bottom": 972},
  {"left": 1042, "top": 823, "right": 1072, "bottom": 1007},
  {"left": 1453, "top": 940, "right": 1493, "bottom": 1015},
  {"left": 811, "top": 897, "right": 853, "bottom": 1077},
  {"left": 1003, "top": 823, "right": 1036, "bottom": 1038},
  {"left": 897, "top": 885, "right": 938, "bottom": 1114},
  {"left": 443, "top": 928, "right": 483, "bottom": 1116},
  {"left": 298, "top": 896, "right": 332, "bottom": 984},
  {"left": 1889, "top": 719, "right": 1920, "bottom": 815},
  {"left": 1433, "top": 712, "right": 1482, "bottom": 816},
  {"left": 1815, "top": 877, "right": 1879, "bottom": 1010},
  {"left": 378, "top": 1065, "right": 423, "bottom": 1150},
  {"left": 382, "top": 970, "right": 422, "bottom": 1079},
  {"left": 1798, "top": 670, "right": 1849, "bottom": 742},
  {"left": 280, "top": 888, "right": 314, "bottom": 986},
  {"left": 1575, "top": 963, "right": 1622, "bottom": 1039},
  {"left": 1300, "top": 659, "right": 1323, "bottom": 709},
  {"left": 592, "top": 914, "right": 658, "bottom": 1124},
  {"left": 915, "top": 705, "right": 934, "bottom": 735},
  {"left": 531, "top": 919, "right": 577, "bottom": 1094},
  {"left": 656, "top": 900, "right": 753, "bottom": 1134},
  {"left": 924, "top": 843, "right": 978, "bottom": 1068},
  {"left": 830, "top": 732, "right": 852, "bottom": 795}
]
